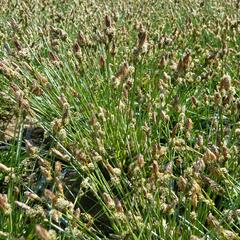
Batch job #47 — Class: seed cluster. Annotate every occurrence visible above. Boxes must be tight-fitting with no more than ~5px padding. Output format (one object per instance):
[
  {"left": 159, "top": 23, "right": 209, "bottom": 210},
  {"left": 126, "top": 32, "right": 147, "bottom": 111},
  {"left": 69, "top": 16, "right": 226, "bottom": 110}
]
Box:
[{"left": 0, "top": 0, "right": 240, "bottom": 239}]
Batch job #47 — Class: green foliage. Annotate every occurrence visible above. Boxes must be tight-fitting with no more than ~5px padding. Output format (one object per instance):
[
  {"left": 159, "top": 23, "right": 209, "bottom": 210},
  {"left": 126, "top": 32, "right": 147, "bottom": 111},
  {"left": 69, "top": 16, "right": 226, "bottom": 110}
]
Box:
[{"left": 0, "top": 0, "right": 240, "bottom": 239}]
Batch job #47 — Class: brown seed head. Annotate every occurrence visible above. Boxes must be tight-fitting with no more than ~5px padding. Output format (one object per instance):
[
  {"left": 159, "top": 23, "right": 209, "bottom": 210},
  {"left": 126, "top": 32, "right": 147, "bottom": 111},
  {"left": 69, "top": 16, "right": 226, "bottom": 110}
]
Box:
[
  {"left": 35, "top": 225, "right": 55, "bottom": 240},
  {"left": 220, "top": 74, "right": 231, "bottom": 91},
  {"left": 136, "top": 154, "right": 145, "bottom": 168},
  {"left": 203, "top": 148, "right": 217, "bottom": 164},
  {"left": 0, "top": 194, "right": 12, "bottom": 215}
]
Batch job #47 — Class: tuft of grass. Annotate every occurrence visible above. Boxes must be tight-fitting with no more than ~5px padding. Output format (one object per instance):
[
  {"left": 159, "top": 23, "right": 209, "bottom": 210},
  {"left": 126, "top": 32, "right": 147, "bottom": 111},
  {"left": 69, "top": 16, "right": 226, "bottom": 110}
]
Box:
[{"left": 1, "top": 0, "right": 240, "bottom": 239}]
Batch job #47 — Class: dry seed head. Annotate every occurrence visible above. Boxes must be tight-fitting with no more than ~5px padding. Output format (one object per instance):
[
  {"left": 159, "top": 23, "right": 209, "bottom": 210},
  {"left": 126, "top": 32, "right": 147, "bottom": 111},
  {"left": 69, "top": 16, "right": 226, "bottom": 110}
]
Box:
[
  {"left": 40, "top": 166, "right": 52, "bottom": 182},
  {"left": 80, "top": 177, "right": 91, "bottom": 189},
  {"left": 0, "top": 194, "right": 12, "bottom": 215},
  {"left": 75, "top": 150, "right": 87, "bottom": 163},
  {"left": 207, "top": 213, "right": 220, "bottom": 228},
  {"left": 13, "top": 186, "right": 20, "bottom": 197},
  {"left": 208, "top": 166, "right": 227, "bottom": 179},
  {"left": 15, "top": 201, "right": 31, "bottom": 211},
  {"left": 191, "top": 96, "right": 198, "bottom": 107},
  {"left": 24, "top": 191, "right": 41, "bottom": 201},
  {"left": 203, "top": 176, "right": 224, "bottom": 194},
  {"left": 55, "top": 177, "right": 64, "bottom": 196},
  {"left": 48, "top": 51, "right": 60, "bottom": 62},
  {"left": 177, "top": 176, "right": 187, "bottom": 191},
  {"left": 72, "top": 208, "right": 81, "bottom": 228},
  {"left": 191, "top": 180, "right": 201, "bottom": 195},
  {"left": 193, "top": 158, "right": 205, "bottom": 173},
  {"left": 160, "top": 110, "right": 170, "bottom": 122},
  {"left": 20, "top": 98, "right": 34, "bottom": 116},
  {"left": 210, "top": 145, "right": 220, "bottom": 158},
  {"left": 77, "top": 31, "right": 87, "bottom": 46},
  {"left": 99, "top": 55, "right": 105, "bottom": 69},
  {"left": 55, "top": 197, "right": 74, "bottom": 213},
  {"left": 35, "top": 72, "right": 48, "bottom": 85},
  {"left": 192, "top": 193, "right": 198, "bottom": 209},
  {"left": 59, "top": 93, "right": 68, "bottom": 106},
  {"left": 110, "top": 41, "right": 117, "bottom": 56},
  {"left": 55, "top": 161, "right": 62, "bottom": 177},
  {"left": 26, "top": 205, "right": 46, "bottom": 220},
  {"left": 25, "top": 140, "right": 37, "bottom": 155},
  {"left": 10, "top": 18, "right": 20, "bottom": 32},
  {"left": 51, "top": 118, "right": 63, "bottom": 133},
  {"left": 96, "top": 138, "right": 105, "bottom": 153},
  {"left": 137, "top": 25, "right": 148, "bottom": 49},
  {"left": 0, "top": 163, "right": 13, "bottom": 173},
  {"left": 159, "top": 55, "right": 168, "bottom": 69},
  {"left": 37, "top": 156, "right": 51, "bottom": 169},
  {"left": 12, "top": 36, "right": 22, "bottom": 51},
  {"left": 196, "top": 135, "right": 204, "bottom": 148},
  {"left": 98, "top": 107, "right": 107, "bottom": 122},
  {"left": 220, "top": 74, "right": 231, "bottom": 91},
  {"left": 104, "top": 15, "right": 115, "bottom": 42},
  {"left": 219, "top": 229, "right": 239, "bottom": 240},
  {"left": 105, "top": 15, "right": 112, "bottom": 28},
  {"left": 175, "top": 157, "right": 183, "bottom": 167},
  {"left": 103, "top": 192, "right": 115, "bottom": 209},
  {"left": 185, "top": 118, "right": 193, "bottom": 130},
  {"left": 136, "top": 154, "right": 145, "bottom": 168},
  {"left": 114, "top": 62, "right": 130, "bottom": 82},
  {"left": 203, "top": 148, "right": 217, "bottom": 164},
  {"left": 151, "top": 111, "right": 157, "bottom": 123},
  {"left": 89, "top": 114, "right": 98, "bottom": 127},
  {"left": 35, "top": 224, "right": 56, "bottom": 240},
  {"left": 171, "top": 123, "right": 179, "bottom": 138},
  {"left": 152, "top": 160, "right": 160, "bottom": 177},
  {"left": 214, "top": 91, "right": 222, "bottom": 106},
  {"left": 163, "top": 72, "right": 171, "bottom": 82},
  {"left": 62, "top": 102, "right": 70, "bottom": 124},
  {"left": 31, "top": 81, "right": 43, "bottom": 96},
  {"left": 182, "top": 51, "right": 192, "bottom": 68},
  {"left": 49, "top": 209, "right": 62, "bottom": 223},
  {"left": 44, "top": 189, "right": 57, "bottom": 204},
  {"left": 112, "top": 168, "right": 121, "bottom": 176},
  {"left": 204, "top": 94, "right": 209, "bottom": 105},
  {"left": 51, "top": 148, "right": 70, "bottom": 162},
  {"left": 190, "top": 211, "right": 197, "bottom": 221},
  {"left": 106, "top": 163, "right": 121, "bottom": 176},
  {"left": 11, "top": 83, "right": 23, "bottom": 100},
  {"left": 91, "top": 150, "right": 103, "bottom": 162},
  {"left": 115, "top": 198, "right": 124, "bottom": 213},
  {"left": 72, "top": 42, "right": 80, "bottom": 53}
]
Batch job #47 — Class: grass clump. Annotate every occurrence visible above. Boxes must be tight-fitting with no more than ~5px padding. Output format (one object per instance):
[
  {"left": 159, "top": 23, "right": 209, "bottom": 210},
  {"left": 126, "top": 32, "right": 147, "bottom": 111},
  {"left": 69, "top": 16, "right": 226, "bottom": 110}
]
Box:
[{"left": 0, "top": 0, "right": 240, "bottom": 239}]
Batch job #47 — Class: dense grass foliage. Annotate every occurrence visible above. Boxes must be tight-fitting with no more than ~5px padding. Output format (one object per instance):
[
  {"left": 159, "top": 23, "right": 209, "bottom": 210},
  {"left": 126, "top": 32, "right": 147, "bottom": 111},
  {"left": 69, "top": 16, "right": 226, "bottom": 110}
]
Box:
[{"left": 0, "top": 0, "right": 240, "bottom": 239}]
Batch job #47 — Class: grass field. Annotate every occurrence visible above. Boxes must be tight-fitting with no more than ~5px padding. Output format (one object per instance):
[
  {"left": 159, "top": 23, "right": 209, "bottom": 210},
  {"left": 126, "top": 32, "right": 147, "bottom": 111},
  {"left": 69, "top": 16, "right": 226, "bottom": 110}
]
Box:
[{"left": 0, "top": 0, "right": 240, "bottom": 239}]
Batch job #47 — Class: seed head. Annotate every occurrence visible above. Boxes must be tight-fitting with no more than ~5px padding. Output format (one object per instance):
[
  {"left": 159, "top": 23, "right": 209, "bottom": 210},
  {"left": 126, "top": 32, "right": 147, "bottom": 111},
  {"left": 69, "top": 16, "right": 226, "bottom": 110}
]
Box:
[
  {"left": 0, "top": 194, "right": 12, "bottom": 215},
  {"left": 35, "top": 225, "right": 56, "bottom": 240},
  {"left": 207, "top": 213, "right": 220, "bottom": 228},
  {"left": 0, "top": 163, "right": 13, "bottom": 173},
  {"left": 55, "top": 197, "right": 74, "bottom": 213},
  {"left": 214, "top": 91, "right": 222, "bottom": 106},
  {"left": 203, "top": 148, "right": 217, "bottom": 164},
  {"left": 177, "top": 176, "right": 187, "bottom": 191},
  {"left": 220, "top": 74, "right": 231, "bottom": 91},
  {"left": 103, "top": 192, "right": 115, "bottom": 209},
  {"left": 115, "top": 198, "right": 124, "bottom": 213},
  {"left": 24, "top": 191, "right": 41, "bottom": 201},
  {"left": 136, "top": 154, "right": 145, "bottom": 168}
]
